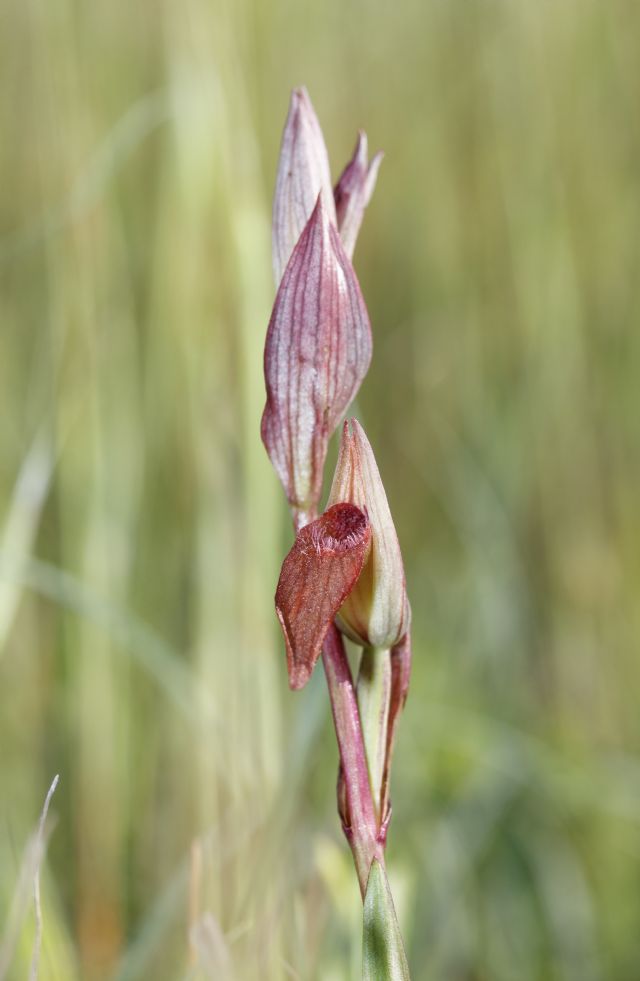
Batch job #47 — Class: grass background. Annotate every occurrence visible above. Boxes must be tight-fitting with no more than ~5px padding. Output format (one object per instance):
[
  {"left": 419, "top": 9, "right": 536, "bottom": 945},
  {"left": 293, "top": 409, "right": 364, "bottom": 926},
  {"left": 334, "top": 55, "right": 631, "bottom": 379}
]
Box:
[{"left": 1, "top": 0, "right": 640, "bottom": 978}]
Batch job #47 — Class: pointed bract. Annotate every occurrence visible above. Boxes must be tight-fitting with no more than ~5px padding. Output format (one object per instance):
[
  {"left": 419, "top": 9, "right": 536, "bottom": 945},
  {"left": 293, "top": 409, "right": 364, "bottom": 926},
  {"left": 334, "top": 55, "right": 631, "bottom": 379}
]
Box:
[
  {"left": 381, "top": 632, "right": 412, "bottom": 821},
  {"left": 272, "top": 87, "right": 336, "bottom": 285},
  {"left": 261, "top": 198, "right": 373, "bottom": 517},
  {"left": 363, "top": 861, "right": 411, "bottom": 981},
  {"left": 328, "top": 419, "right": 409, "bottom": 649},
  {"left": 275, "top": 504, "right": 372, "bottom": 690},
  {"left": 334, "top": 132, "right": 383, "bottom": 260}
]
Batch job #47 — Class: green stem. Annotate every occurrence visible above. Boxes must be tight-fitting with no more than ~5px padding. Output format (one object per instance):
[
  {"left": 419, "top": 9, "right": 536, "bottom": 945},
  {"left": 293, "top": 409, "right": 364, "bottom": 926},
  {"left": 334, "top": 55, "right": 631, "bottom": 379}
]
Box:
[{"left": 356, "top": 647, "right": 391, "bottom": 826}]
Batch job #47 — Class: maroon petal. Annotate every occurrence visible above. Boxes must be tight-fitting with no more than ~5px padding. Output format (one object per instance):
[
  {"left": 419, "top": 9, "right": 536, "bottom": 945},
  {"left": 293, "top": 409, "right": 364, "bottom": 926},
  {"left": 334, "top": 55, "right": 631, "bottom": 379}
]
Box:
[
  {"left": 275, "top": 504, "right": 372, "bottom": 690},
  {"left": 261, "top": 196, "right": 373, "bottom": 516},
  {"left": 334, "top": 132, "right": 383, "bottom": 260}
]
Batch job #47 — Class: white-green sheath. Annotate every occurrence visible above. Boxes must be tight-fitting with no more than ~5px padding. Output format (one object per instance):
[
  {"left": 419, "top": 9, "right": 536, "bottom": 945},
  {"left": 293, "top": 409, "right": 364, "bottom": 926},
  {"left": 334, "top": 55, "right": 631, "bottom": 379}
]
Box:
[{"left": 356, "top": 646, "right": 391, "bottom": 823}]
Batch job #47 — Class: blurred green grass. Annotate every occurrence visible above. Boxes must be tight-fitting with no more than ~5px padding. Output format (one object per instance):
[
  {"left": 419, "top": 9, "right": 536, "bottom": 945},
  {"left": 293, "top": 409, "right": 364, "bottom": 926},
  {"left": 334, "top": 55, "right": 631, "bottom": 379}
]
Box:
[{"left": 1, "top": 0, "right": 639, "bottom": 978}]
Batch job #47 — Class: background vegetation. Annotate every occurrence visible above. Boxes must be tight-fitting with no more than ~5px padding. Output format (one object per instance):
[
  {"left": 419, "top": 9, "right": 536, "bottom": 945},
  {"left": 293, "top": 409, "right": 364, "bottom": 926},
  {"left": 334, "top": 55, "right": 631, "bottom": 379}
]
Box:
[{"left": 2, "top": 0, "right": 639, "bottom": 978}]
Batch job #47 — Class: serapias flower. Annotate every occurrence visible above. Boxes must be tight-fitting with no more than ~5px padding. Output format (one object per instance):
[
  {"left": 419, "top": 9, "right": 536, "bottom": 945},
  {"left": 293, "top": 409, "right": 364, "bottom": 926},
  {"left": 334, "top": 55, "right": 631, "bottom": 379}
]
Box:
[
  {"left": 264, "top": 92, "right": 414, "bottom": 947},
  {"left": 328, "top": 419, "right": 410, "bottom": 650},
  {"left": 275, "top": 503, "right": 371, "bottom": 689},
  {"left": 272, "top": 87, "right": 336, "bottom": 285},
  {"left": 334, "top": 133, "right": 383, "bottom": 261},
  {"left": 261, "top": 198, "right": 372, "bottom": 520}
]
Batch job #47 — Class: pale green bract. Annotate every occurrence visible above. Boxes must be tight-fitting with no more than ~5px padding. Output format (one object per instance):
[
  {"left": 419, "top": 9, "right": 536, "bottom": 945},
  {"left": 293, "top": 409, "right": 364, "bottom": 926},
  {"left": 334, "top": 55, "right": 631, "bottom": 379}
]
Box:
[{"left": 363, "top": 861, "right": 411, "bottom": 980}]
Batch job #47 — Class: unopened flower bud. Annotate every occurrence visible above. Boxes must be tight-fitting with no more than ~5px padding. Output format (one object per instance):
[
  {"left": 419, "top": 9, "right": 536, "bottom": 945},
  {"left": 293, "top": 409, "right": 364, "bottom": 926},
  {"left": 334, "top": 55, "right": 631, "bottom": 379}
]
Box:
[
  {"left": 328, "top": 420, "right": 409, "bottom": 649},
  {"left": 275, "top": 503, "right": 371, "bottom": 689},
  {"left": 334, "top": 132, "right": 383, "bottom": 260},
  {"left": 272, "top": 87, "right": 336, "bottom": 285},
  {"left": 261, "top": 198, "right": 372, "bottom": 519}
]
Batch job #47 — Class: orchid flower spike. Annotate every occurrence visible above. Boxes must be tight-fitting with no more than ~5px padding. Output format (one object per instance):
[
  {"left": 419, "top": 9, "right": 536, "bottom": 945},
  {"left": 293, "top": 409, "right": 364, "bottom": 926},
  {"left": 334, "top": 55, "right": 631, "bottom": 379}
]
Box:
[
  {"left": 334, "top": 132, "right": 383, "bottom": 261},
  {"left": 272, "top": 87, "right": 336, "bottom": 285},
  {"left": 328, "top": 419, "right": 410, "bottom": 650},
  {"left": 261, "top": 198, "right": 372, "bottom": 522}
]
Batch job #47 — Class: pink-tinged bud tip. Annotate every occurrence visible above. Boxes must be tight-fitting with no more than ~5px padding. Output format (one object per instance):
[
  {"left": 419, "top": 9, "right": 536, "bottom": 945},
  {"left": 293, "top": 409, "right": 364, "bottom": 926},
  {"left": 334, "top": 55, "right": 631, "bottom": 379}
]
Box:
[
  {"left": 334, "top": 132, "right": 383, "bottom": 260},
  {"left": 275, "top": 503, "right": 372, "bottom": 689},
  {"left": 261, "top": 199, "right": 373, "bottom": 517},
  {"left": 327, "top": 419, "right": 409, "bottom": 649},
  {"left": 272, "top": 87, "right": 337, "bottom": 285}
]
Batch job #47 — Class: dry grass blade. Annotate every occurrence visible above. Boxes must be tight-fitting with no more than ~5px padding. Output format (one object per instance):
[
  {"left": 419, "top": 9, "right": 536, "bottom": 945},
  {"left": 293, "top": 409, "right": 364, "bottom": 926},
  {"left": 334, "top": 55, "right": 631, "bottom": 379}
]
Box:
[
  {"left": 29, "top": 775, "right": 60, "bottom": 981},
  {"left": 0, "top": 775, "right": 59, "bottom": 981},
  {"left": 188, "top": 913, "right": 233, "bottom": 980}
]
